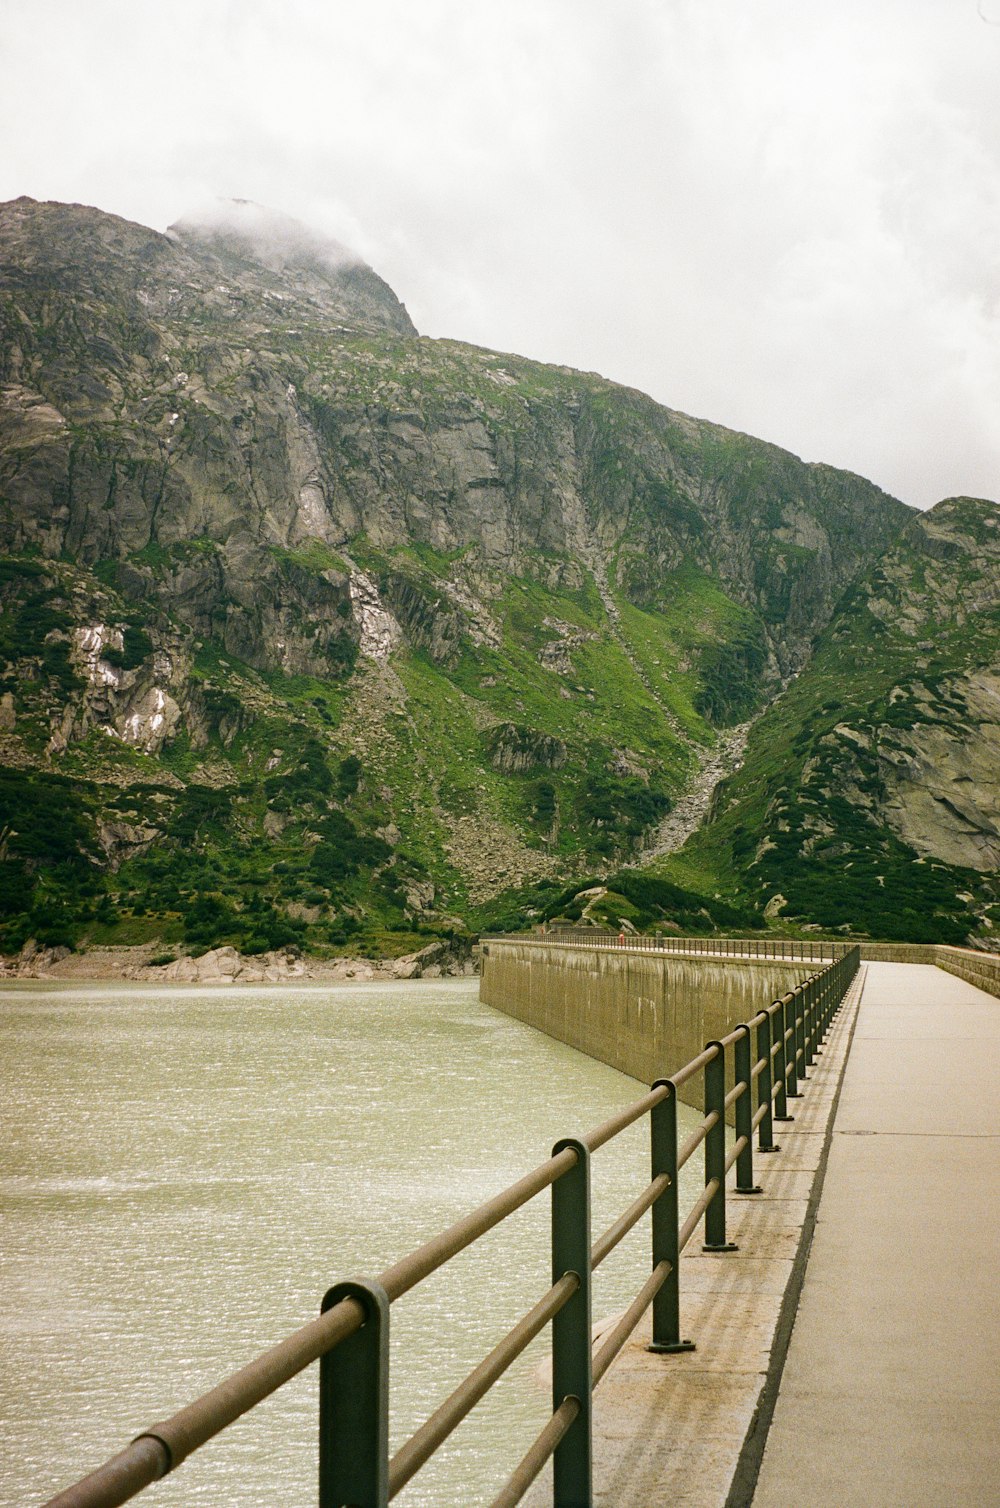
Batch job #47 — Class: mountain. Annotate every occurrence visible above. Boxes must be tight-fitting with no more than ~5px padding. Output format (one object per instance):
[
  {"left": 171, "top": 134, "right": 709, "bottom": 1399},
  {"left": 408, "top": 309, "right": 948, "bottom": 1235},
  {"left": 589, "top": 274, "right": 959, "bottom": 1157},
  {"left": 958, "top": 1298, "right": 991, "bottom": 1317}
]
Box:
[
  {"left": 667, "top": 494, "right": 1000, "bottom": 945},
  {"left": 4, "top": 194, "right": 986, "bottom": 959}
]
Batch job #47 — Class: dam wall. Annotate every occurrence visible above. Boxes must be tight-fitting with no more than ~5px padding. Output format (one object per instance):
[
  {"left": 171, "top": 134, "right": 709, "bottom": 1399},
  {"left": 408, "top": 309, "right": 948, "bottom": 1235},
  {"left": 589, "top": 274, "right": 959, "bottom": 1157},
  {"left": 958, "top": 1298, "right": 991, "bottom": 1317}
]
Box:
[
  {"left": 479, "top": 939, "right": 812, "bottom": 1108},
  {"left": 935, "top": 945, "right": 1000, "bottom": 999}
]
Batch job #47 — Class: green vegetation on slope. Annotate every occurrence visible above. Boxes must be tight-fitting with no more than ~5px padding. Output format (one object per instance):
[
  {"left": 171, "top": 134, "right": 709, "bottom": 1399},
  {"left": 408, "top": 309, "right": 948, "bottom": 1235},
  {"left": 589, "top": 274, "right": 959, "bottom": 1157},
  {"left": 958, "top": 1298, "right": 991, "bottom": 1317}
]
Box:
[
  {"left": 7, "top": 197, "right": 965, "bottom": 958},
  {"left": 667, "top": 500, "right": 1000, "bottom": 945}
]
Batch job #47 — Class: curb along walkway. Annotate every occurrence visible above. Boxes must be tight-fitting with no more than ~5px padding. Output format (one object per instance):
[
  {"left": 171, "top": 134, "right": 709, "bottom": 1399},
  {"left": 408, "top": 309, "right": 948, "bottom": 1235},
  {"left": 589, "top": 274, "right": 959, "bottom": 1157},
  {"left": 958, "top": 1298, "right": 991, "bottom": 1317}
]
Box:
[{"left": 751, "top": 962, "right": 1000, "bottom": 1507}]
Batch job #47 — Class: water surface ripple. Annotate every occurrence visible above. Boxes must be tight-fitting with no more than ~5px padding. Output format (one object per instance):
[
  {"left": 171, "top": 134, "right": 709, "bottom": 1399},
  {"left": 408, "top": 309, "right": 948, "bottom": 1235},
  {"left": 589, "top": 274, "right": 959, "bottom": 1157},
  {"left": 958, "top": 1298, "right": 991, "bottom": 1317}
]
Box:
[{"left": 1, "top": 978, "right": 700, "bottom": 1506}]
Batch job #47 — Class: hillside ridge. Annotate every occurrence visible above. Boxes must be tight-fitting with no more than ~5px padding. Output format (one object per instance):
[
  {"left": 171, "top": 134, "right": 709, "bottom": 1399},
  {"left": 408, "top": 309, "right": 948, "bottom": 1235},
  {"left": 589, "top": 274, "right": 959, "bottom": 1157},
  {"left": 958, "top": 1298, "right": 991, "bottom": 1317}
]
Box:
[{"left": 4, "top": 197, "right": 991, "bottom": 956}]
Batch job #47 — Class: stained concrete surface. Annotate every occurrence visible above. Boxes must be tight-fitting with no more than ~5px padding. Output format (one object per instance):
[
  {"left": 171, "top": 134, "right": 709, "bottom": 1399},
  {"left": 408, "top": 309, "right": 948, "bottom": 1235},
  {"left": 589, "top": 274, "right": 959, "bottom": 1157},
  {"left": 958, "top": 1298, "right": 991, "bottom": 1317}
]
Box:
[
  {"left": 751, "top": 962, "right": 1000, "bottom": 1508},
  {"left": 481, "top": 940, "right": 820, "bottom": 1111}
]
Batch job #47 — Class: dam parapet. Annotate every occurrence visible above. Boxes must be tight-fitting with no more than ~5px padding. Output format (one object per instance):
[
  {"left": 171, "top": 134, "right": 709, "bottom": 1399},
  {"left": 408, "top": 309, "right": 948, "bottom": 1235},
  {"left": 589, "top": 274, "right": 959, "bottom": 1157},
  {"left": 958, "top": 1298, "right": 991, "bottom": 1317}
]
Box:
[{"left": 479, "top": 936, "right": 829, "bottom": 1109}]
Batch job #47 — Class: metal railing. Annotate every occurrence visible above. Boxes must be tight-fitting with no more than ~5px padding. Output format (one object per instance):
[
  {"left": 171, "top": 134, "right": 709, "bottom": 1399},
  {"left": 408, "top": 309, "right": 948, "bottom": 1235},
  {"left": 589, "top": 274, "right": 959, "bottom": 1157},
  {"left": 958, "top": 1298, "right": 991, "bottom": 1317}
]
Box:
[
  {"left": 41, "top": 947, "right": 860, "bottom": 1508},
  {"left": 496, "top": 930, "right": 848, "bottom": 963}
]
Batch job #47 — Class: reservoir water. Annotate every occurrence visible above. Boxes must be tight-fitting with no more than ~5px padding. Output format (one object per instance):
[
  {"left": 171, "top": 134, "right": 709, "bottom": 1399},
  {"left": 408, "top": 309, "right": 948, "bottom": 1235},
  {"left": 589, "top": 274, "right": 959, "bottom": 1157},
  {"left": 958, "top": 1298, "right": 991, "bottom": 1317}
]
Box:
[{"left": 2, "top": 978, "right": 701, "bottom": 1506}]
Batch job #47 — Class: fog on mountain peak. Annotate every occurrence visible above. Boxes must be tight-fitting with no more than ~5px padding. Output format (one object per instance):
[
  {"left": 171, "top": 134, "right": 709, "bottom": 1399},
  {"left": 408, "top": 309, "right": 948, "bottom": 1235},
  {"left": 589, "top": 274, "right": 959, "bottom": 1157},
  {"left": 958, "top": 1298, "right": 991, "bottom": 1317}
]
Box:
[{"left": 167, "top": 198, "right": 362, "bottom": 274}]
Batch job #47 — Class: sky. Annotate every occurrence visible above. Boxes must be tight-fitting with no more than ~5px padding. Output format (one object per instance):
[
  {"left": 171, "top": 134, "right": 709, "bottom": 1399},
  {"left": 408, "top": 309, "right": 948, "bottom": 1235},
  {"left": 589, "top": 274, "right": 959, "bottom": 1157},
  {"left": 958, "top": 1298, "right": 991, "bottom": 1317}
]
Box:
[{"left": 1, "top": 0, "right": 998, "bottom": 510}]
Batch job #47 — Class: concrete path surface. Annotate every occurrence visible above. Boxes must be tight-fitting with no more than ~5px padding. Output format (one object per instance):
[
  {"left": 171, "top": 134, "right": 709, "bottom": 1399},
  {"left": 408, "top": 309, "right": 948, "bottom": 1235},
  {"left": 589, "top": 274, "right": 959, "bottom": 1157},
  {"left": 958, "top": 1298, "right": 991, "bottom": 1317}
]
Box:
[{"left": 751, "top": 962, "right": 1000, "bottom": 1508}]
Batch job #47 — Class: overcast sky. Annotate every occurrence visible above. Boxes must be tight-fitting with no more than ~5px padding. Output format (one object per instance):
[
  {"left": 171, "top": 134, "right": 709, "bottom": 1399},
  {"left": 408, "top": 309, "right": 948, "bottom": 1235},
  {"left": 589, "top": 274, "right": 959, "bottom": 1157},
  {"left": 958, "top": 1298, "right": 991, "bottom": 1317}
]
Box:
[{"left": 2, "top": 0, "right": 998, "bottom": 509}]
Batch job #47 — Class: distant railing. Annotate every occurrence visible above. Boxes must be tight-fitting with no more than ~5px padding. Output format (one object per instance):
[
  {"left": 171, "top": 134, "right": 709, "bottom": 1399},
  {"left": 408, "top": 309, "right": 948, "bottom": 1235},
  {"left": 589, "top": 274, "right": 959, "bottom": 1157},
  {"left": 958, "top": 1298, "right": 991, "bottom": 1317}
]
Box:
[
  {"left": 40, "top": 948, "right": 861, "bottom": 1508},
  {"left": 496, "top": 929, "right": 848, "bottom": 963}
]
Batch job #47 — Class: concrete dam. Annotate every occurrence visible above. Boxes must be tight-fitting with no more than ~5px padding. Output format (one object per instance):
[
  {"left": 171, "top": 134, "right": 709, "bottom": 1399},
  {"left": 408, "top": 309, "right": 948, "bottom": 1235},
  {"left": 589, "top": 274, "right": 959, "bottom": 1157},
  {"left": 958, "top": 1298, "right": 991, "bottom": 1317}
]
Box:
[
  {"left": 479, "top": 936, "right": 817, "bottom": 1109},
  {"left": 28, "top": 936, "right": 1000, "bottom": 1507}
]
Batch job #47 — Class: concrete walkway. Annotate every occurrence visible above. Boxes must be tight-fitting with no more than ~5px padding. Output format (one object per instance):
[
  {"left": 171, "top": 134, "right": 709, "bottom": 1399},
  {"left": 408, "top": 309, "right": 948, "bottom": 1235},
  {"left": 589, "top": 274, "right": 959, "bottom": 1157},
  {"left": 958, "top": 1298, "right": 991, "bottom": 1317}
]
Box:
[
  {"left": 752, "top": 962, "right": 1000, "bottom": 1507},
  {"left": 524, "top": 964, "right": 867, "bottom": 1508}
]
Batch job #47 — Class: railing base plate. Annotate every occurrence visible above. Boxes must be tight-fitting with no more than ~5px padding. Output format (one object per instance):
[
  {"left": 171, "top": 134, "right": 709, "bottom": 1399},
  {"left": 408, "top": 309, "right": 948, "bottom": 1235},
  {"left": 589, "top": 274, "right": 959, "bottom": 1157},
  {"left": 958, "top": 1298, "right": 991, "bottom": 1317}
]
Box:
[
  {"left": 647, "top": 1339, "right": 696, "bottom": 1354},
  {"left": 702, "top": 1242, "right": 739, "bottom": 1253}
]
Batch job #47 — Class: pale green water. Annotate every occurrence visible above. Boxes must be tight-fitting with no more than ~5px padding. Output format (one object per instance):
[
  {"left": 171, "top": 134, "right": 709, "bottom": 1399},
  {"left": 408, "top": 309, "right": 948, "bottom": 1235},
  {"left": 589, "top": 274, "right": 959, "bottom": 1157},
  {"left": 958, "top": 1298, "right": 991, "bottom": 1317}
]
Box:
[{"left": 1, "top": 978, "right": 701, "bottom": 1507}]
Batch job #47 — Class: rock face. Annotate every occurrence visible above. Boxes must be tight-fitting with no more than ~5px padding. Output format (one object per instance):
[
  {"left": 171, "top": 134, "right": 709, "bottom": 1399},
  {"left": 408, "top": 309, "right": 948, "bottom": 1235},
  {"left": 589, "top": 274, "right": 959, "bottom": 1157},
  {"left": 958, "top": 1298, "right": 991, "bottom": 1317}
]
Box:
[
  {"left": 691, "top": 496, "right": 1000, "bottom": 944},
  {"left": 857, "top": 499, "right": 1000, "bottom": 876},
  {"left": 5, "top": 195, "right": 990, "bottom": 954},
  {"left": 0, "top": 196, "right": 907, "bottom": 685},
  {"left": 880, "top": 669, "right": 1000, "bottom": 871},
  {"left": 486, "top": 724, "right": 567, "bottom": 773}
]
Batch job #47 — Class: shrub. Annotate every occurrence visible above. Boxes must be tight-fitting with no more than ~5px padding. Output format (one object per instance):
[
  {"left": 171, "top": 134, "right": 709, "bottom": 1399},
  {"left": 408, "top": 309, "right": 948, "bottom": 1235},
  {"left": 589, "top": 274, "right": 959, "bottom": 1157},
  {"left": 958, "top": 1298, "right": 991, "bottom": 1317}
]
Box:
[
  {"left": 336, "top": 755, "right": 362, "bottom": 798},
  {"left": 102, "top": 625, "right": 153, "bottom": 670}
]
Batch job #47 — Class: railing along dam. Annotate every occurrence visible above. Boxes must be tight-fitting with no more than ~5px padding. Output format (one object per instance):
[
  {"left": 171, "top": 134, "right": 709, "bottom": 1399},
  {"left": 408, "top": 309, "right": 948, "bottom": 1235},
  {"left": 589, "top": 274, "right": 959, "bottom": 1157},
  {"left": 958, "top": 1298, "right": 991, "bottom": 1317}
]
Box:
[{"left": 40, "top": 943, "right": 860, "bottom": 1508}]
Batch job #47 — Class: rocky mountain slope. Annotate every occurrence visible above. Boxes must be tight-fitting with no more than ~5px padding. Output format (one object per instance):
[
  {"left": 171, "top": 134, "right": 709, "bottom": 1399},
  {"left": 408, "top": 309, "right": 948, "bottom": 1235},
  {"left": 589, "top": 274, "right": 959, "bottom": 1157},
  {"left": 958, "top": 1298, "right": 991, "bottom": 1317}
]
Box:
[
  {"left": 6, "top": 195, "right": 982, "bottom": 957},
  {"left": 663, "top": 496, "right": 1000, "bottom": 944}
]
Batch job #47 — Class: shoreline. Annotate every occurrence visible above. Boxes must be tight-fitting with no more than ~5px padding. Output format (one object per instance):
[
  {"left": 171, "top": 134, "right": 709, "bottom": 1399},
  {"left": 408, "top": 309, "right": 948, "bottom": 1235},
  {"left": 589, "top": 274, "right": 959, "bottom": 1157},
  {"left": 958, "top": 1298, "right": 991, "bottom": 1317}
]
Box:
[{"left": 0, "top": 937, "right": 478, "bottom": 987}]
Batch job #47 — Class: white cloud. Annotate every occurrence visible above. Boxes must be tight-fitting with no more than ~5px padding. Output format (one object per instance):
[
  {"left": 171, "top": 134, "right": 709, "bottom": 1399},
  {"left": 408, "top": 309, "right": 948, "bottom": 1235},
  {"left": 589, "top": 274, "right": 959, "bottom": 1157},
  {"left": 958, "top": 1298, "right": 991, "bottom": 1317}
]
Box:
[{"left": 0, "top": 0, "right": 997, "bottom": 507}]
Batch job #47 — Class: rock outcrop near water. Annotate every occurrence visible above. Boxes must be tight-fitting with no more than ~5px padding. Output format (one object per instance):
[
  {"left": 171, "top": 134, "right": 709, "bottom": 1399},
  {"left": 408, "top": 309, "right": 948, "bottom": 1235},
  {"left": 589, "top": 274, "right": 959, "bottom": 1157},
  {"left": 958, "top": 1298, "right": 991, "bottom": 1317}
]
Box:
[{"left": 0, "top": 196, "right": 995, "bottom": 954}]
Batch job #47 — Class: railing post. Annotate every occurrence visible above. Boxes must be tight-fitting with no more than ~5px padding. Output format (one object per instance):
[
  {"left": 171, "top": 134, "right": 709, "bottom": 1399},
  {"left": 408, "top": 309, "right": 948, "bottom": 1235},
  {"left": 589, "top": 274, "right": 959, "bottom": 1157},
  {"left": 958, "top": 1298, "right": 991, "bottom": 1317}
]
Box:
[
  {"left": 754, "top": 1010, "right": 779, "bottom": 1152},
  {"left": 784, "top": 991, "right": 800, "bottom": 1097},
  {"left": 734, "top": 1025, "right": 761, "bottom": 1194},
  {"left": 649, "top": 1082, "right": 695, "bottom": 1354},
  {"left": 783, "top": 990, "right": 801, "bottom": 1100},
  {"left": 803, "top": 977, "right": 816, "bottom": 1066},
  {"left": 319, "top": 1279, "right": 390, "bottom": 1508},
  {"left": 771, "top": 999, "right": 793, "bottom": 1121},
  {"left": 551, "top": 1138, "right": 592, "bottom": 1507},
  {"left": 703, "top": 1043, "right": 738, "bottom": 1252},
  {"left": 794, "top": 984, "right": 808, "bottom": 1084}
]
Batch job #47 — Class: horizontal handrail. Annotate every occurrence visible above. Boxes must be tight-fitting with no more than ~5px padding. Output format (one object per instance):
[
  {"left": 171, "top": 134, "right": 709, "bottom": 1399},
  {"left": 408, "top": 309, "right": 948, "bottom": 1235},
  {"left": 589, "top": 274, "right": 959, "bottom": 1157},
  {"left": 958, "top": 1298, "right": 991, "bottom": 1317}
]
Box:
[
  {"left": 679, "top": 1178, "right": 721, "bottom": 1253},
  {"left": 41, "top": 945, "right": 861, "bottom": 1508},
  {"left": 485, "top": 931, "right": 849, "bottom": 964},
  {"left": 592, "top": 1261, "right": 671, "bottom": 1385},
  {"left": 490, "top": 1397, "right": 580, "bottom": 1508},
  {"left": 724, "top": 1080, "right": 747, "bottom": 1110},
  {"left": 380, "top": 1145, "right": 578, "bottom": 1302},
  {"left": 592, "top": 1174, "right": 670, "bottom": 1270},
  {"left": 388, "top": 1272, "right": 580, "bottom": 1497},
  {"left": 583, "top": 1083, "right": 668, "bottom": 1152},
  {"left": 671, "top": 1043, "right": 719, "bottom": 1090},
  {"left": 677, "top": 1111, "right": 717, "bottom": 1172},
  {"left": 724, "top": 1135, "right": 749, "bottom": 1176},
  {"left": 46, "top": 1293, "right": 371, "bottom": 1505},
  {"left": 43, "top": 1148, "right": 580, "bottom": 1507}
]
